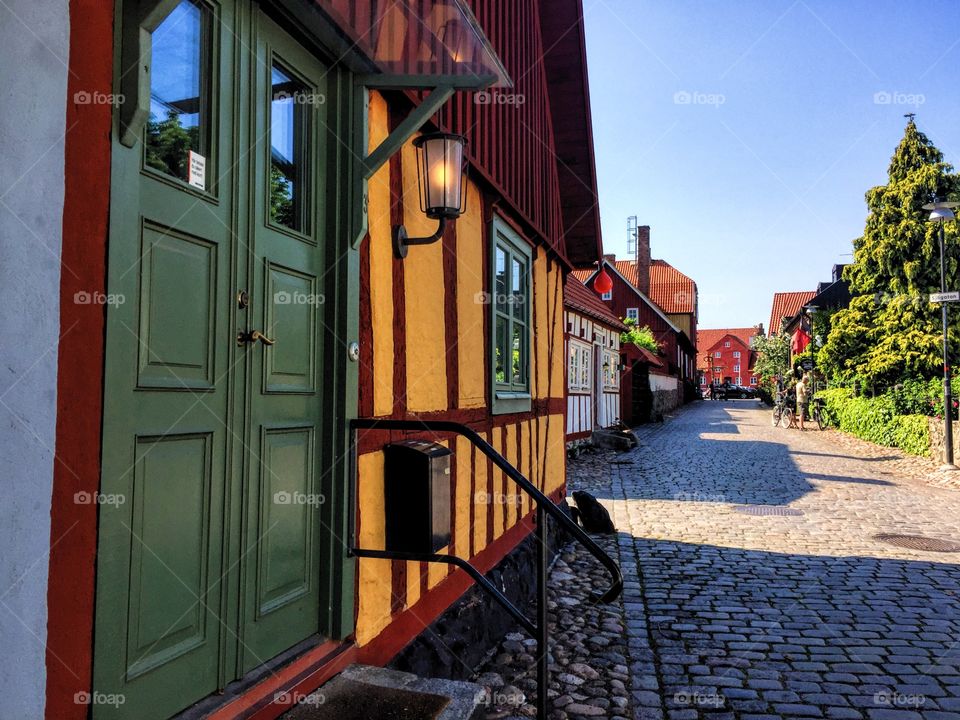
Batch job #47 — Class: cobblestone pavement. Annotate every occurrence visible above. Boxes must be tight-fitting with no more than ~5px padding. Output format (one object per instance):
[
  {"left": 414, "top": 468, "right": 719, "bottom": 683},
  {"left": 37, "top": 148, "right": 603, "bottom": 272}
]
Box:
[
  {"left": 606, "top": 400, "right": 960, "bottom": 720},
  {"left": 476, "top": 400, "right": 960, "bottom": 720}
]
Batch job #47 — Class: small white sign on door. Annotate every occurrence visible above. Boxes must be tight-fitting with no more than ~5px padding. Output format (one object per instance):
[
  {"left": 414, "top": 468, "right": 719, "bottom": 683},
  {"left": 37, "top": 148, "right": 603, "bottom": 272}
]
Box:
[{"left": 188, "top": 150, "right": 206, "bottom": 190}]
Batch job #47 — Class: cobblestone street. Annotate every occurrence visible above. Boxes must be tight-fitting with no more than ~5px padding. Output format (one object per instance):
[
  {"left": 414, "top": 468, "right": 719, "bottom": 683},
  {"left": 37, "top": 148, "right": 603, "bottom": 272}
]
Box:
[{"left": 598, "top": 400, "right": 960, "bottom": 720}]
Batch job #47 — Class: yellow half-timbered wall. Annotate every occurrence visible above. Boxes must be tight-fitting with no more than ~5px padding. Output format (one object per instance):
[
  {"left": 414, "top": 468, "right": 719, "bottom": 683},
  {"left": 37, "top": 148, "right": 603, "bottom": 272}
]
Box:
[{"left": 355, "top": 92, "right": 567, "bottom": 646}]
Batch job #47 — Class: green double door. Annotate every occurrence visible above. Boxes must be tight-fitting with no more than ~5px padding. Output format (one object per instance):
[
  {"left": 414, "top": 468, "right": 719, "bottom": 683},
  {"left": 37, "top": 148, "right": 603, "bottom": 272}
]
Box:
[{"left": 95, "top": 3, "right": 336, "bottom": 718}]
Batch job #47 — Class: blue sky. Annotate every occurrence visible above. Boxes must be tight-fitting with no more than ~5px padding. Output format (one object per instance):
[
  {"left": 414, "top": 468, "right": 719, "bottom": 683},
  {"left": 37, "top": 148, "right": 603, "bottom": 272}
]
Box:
[{"left": 582, "top": 0, "right": 960, "bottom": 329}]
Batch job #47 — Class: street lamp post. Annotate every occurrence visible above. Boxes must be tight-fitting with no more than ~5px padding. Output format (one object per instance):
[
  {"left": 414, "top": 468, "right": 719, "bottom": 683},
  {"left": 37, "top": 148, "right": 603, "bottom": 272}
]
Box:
[{"left": 923, "top": 198, "right": 960, "bottom": 471}]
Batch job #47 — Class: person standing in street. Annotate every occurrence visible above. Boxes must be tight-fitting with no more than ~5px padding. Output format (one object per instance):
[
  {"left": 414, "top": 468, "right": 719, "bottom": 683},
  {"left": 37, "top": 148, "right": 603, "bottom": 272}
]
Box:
[{"left": 795, "top": 373, "right": 809, "bottom": 430}]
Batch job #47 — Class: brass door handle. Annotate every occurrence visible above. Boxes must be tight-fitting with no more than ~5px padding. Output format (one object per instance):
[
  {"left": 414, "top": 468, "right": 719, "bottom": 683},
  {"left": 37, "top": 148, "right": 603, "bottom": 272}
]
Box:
[{"left": 237, "top": 330, "right": 276, "bottom": 346}]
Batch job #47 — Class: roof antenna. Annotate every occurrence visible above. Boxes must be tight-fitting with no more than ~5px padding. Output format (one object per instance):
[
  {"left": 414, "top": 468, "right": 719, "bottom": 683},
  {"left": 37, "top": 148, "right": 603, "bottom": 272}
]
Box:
[
  {"left": 904, "top": 112, "right": 916, "bottom": 123},
  {"left": 627, "top": 215, "right": 638, "bottom": 264}
]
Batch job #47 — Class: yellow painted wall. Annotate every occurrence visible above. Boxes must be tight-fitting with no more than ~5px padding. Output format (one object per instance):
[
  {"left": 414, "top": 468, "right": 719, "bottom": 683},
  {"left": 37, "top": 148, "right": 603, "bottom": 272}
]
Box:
[{"left": 354, "top": 97, "right": 569, "bottom": 647}]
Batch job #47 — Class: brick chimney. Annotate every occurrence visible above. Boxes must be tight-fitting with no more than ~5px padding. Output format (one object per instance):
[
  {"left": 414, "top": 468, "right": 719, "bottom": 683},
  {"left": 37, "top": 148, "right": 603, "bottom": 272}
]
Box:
[{"left": 636, "top": 225, "right": 651, "bottom": 295}]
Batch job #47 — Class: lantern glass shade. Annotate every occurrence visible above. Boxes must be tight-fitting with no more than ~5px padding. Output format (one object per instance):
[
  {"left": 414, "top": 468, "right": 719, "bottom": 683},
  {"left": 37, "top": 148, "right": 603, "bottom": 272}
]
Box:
[{"left": 414, "top": 132, "right": 467, "bottom": 219}]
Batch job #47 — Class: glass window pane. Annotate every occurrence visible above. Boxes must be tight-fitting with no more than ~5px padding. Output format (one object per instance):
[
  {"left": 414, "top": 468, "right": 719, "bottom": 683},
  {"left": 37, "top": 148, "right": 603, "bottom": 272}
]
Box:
[
  {"left": 512, "top": 322, "right": 525, "bottom": 385},
  {"left": 146, "top": 0, "right": 207, "bottom": 182},
  {"left": 495, "top": 315, "right": 507, "bottom": 384},
  {"left": 495, "top": 247, "right": 507, "bottom": 313},
  {"left": 511, "top": 257, "right": 526, "bottom": 320},
  {"left": 270, "top": 64, "right": 308, "bottom": 230}
]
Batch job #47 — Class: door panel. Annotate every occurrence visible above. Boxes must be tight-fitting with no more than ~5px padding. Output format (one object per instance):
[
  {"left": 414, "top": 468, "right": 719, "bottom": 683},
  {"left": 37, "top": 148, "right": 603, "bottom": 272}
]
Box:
[
  {"left": 95, "top": 1, "right": 234, "bottom": 717},
  {"left": 137, "top": 224, "right": 218, "bottom": 390},
  {"left": 239, "top": 11, "right": 327, "bottom": 670},
  {"left": 94, "top": 1, "right": 339, "bottom": 718}
]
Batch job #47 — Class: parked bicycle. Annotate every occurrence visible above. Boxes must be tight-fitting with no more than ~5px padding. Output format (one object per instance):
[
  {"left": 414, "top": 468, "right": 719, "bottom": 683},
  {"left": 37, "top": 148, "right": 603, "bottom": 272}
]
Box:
[
  {"left": 772, "top": 393, "right": 796, "bottom": 428},
  {"left": 811, "top": 396, "right": 828, "bottom": 431}
]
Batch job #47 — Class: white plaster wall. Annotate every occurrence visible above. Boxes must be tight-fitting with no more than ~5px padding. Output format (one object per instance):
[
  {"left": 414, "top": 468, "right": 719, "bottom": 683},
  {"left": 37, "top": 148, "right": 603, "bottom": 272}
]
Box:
[
  {"left": 650, "top": 373, "right": 678, "bottom": 392},
  {"left": 0, "top": 1, "right": 69, "bottom": 716}
]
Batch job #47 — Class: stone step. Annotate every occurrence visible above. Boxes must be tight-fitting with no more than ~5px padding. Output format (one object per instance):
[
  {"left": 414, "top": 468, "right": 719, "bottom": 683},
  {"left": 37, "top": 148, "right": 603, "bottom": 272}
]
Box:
[{"left": 279, "top": 664, "right": 486, "bottom": 720}]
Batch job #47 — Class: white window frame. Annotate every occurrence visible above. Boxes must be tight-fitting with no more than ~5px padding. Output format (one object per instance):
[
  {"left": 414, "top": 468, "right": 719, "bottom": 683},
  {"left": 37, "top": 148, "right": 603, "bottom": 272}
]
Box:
[
  {"left": 724, "top": 341, "right": 731, "bottom": 348},
  {"left": 733, "top": 364, "right": 740, "bottom": 373},
  {"left": 750, "top": 377, "right": 758, "bottom": 385},
  {"left": 568, "top": 338, "right": 592, "bottom": 393},
  {"left": 601, "top": 348, "right": 619, "bottom": 390},
  {"left": 733, "top": 351, "right": 741, "bottom": 358},
  {"left": 714, "top": 351, "right": 721, "bottom": 358},
  {"left": 626, "top": 307, "right": 639, "bottom": 321},
  {"left": 601, "top": 289, "right": 612, "bottom": 301}
]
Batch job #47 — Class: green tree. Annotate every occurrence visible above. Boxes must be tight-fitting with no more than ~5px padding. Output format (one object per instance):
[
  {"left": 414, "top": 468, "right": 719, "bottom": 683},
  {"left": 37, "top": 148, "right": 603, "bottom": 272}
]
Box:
[
  {"left": 752, "top": 332, "right": 790, "bottom": 382},
  {"left": 820, "top": 119, "right": 960, "bottom": 387},
  {"left": 620, "top": 318, "right": 659, "bottom": 352},
  {"left": 145, "top": 111, "right": 200, "bottom": 180}
]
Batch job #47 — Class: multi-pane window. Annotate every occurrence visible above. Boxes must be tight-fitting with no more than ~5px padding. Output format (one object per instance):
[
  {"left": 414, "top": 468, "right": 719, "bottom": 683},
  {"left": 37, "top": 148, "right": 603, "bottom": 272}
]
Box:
[
  {"left": 626, "top": 307, "right": 639, "bottom": 321},
  {"left": 601, "top": 289, "right": 612, "bottom": 301},
  {"left": 492, "top": 218, "right": 531, "bottom": 413},
  {"left": 724, "top": 341, "right": 731, "bottom": 348},
  {"left": 750, "top": 377, "right": 758, "bottom": 385},
  {"left": 602, "top": 348, "right": 619, "bottom": 390},
  {"left": 145, "top": 0, "right": 211, "bottom": 186},
  {"left": 568, "top": 341, "right": 592, "bottom": 392},
  {"left": 733, "top": 364, "right": 741, "bottom": 372},
  {"left": 733, "top": 351, "right": 741, "bottom": 358},
  {"left": 714, "top": 351, "right": 721, "bottom": 358}
]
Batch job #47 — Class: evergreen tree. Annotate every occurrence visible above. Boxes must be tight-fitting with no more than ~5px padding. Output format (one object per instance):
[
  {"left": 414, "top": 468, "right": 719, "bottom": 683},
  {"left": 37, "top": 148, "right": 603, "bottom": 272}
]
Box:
[{"left": 819, "top": 120, "right": 960, "bottom": 387}]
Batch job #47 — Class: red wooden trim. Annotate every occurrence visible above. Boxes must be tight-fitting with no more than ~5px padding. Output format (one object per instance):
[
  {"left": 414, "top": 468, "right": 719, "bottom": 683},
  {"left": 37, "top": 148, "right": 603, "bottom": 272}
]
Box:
[
  {"left": 442, "top": 216, "right": 458, "bottom": 410},
  {"left": 387, "top": 104, "right": 408, "bottom": 612},
  {"left": 46, "top": 2, "right": 113, "bottom": 717},
  {"left": 356, "top": 488, "right": 565, "bottom": 667},
  {"left": 207, "top": 641, "right": 354, "bottom": 720},
  {"left": 358, "top": 234, "right": 373, "bottom": 417}
]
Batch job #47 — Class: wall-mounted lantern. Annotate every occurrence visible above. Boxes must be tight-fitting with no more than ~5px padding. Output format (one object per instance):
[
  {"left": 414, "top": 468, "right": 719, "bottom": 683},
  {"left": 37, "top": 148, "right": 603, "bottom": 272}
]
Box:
[{"left": 394, "top": 132, "right": 468, "bottom": 258}]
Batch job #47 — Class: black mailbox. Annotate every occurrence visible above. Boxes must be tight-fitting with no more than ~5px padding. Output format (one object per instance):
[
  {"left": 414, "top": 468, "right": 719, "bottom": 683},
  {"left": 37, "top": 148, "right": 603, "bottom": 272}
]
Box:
[{"left": 384, "top": 440, "right": 452, "bottom": 553}]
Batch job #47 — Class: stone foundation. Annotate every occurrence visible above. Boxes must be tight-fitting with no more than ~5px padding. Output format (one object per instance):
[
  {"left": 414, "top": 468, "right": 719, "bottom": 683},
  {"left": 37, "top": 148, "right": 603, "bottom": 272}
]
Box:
[
  {"left": 389, "top": 505, "right": 572, "bottom": 680},
  {"left": 928, "top": 417, "right": 960, "bottom": 464}
]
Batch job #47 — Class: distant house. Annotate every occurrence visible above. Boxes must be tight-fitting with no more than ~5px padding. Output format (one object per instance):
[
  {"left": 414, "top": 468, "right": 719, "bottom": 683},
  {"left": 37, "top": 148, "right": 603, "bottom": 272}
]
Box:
[
  {"left": 697, "top": 328, "right": 763, "bottom": 388},
  {"left": 781, "top": 265, "right": 852, "bottom": 362},
  {"left": 574, "top": 258, "right": 694, "bottom": 419},
  {"left": 769, "top": 290, "right": 817, "bottom": 337},
  {"left": 564, "top": 276, "right": 627, "bottom": 444}
]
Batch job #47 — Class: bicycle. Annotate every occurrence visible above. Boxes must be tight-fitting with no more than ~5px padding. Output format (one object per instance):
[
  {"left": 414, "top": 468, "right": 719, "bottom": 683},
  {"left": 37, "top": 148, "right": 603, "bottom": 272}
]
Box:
[
  {"left": 811, "top": 397, "right": 828, "bottom": 431},
  {"left": 772, "top": 394, "right": 795, "bottom": 428}
]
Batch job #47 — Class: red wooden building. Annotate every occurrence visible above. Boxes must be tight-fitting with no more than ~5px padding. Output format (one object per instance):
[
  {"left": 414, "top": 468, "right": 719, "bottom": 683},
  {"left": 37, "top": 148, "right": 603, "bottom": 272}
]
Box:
[{"left": 697, "top": 328, "right": 762, "bottom": 388}]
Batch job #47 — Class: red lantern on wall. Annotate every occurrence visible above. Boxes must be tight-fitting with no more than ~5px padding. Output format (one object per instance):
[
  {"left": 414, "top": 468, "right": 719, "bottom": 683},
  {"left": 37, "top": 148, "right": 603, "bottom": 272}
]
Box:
[{"left": 593, "top": 267, "right": 613, "bottom": 296}]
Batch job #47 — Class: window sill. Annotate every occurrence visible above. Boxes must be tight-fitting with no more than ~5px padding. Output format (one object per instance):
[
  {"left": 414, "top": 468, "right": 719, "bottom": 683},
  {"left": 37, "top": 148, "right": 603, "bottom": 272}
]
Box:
[{"left": 492, "top": 391, "right": 532, "bottom": 415}]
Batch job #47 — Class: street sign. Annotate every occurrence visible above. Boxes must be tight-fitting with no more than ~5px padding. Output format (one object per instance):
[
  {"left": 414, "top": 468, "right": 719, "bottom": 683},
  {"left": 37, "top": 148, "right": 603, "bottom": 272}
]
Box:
[
  {"left": 930, "top": 291, "right": 960, "bottom": 303},
  {"left": 800, "top": 359, "right": 815, "bottom": 371}
]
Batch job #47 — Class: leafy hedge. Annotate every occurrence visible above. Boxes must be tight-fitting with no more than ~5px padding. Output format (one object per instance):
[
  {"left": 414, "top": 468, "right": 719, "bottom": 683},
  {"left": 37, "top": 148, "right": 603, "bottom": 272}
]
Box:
[{"left": 817, "top": 388, "right": 929, "bottom": 456}]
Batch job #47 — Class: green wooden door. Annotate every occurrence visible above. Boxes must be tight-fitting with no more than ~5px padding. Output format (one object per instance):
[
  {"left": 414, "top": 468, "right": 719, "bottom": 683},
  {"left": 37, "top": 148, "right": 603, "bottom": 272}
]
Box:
[
  {"left": 238, "top": 10, "right": 327, "bottom": 670},
  {"left": 94, "top": 3, "right": 332, "bottom": 717}
]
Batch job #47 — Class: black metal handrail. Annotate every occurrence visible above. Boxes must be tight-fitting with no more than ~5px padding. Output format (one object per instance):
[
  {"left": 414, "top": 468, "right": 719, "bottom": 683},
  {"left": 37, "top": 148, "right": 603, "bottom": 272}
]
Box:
[{"left": 347, "top": 417, "right": 624, "bottom": 720}]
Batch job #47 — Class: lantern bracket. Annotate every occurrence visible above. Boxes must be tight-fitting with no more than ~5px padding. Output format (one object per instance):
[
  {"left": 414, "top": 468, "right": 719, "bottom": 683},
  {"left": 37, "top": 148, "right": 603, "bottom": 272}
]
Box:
[{"left": 393, "top": 217, "right": 446, "bottom": 259}]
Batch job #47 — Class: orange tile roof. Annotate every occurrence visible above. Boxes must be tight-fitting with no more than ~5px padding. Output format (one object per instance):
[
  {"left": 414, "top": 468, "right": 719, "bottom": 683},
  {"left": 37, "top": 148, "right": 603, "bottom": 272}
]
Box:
[
  {"left": 613, "top": 260, "right": 639, "bottom": 287},
  {"left": 563, "top": 275, "right": 627, "bottom": 330},
  {"left": 571, "top": 268, "right": 594, "bottom": 284},
  {"left": 768, "top": 291, "right": 817, "bottom": 336},
  {"left": 648, "top": 259, "right": 696, "bottom": 314},
  {"left": 697, "top": 328, "right": 757, "bottom": 353}
]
